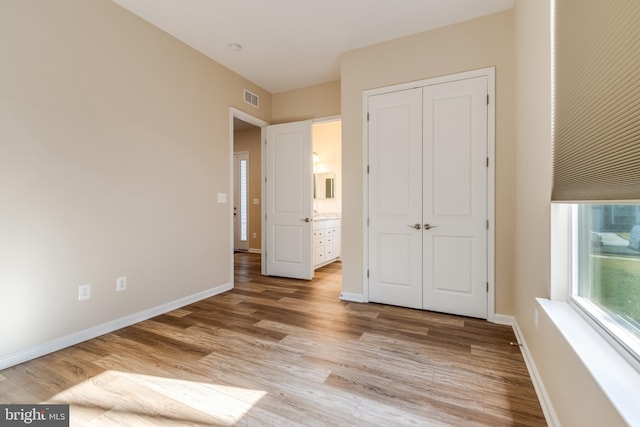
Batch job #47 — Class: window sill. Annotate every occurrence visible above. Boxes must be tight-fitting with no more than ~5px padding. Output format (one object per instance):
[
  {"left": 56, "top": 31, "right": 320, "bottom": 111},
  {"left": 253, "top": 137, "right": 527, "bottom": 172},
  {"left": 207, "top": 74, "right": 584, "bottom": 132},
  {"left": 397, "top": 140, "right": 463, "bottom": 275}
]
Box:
[{"left": 537, "top": 298, "right": 640, "bottom": 426}]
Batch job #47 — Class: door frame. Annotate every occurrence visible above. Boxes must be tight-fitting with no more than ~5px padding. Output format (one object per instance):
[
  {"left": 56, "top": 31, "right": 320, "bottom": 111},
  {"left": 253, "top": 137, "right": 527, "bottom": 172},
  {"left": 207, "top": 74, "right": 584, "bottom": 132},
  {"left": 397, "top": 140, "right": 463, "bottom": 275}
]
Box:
[
  {"left": 361, "top": 67, "right": 496, "bottom": 321},
  {"left": 229, "top": 108, "right": 268, "bottom": 283}
]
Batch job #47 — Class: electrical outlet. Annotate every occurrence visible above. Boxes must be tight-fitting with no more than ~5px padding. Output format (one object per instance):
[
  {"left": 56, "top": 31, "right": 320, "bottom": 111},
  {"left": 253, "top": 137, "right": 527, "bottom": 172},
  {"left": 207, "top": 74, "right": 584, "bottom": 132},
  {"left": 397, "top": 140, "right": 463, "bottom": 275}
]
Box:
[
  {"left": 116, "top": 276, "right": 127, "bottom": 292},
  {"left": 78, "top": 284, "right": 91, "bottom": 301},
  {"left": 253, "top": 232, "right": 257, "bottom": 239},
  {"left": 534, "top": 308, "right": 539, "bottom": 331}
]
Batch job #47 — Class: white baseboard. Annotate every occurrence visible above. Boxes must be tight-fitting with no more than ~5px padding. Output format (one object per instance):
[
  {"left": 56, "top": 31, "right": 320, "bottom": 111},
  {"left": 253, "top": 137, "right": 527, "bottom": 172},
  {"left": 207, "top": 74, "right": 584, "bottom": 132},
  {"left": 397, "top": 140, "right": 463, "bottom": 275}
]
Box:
[
  {"left": 0, "top": 282, "right": 232, "bottom": 371},
  {"left": 339, "top": 292, "right": 365, "bottom": 303},
  {"left": 508, "top": 315, "right": 561, "bottom": 427},
  {"left": 492, "top": 313, "right": 514, "bottom": 326}
]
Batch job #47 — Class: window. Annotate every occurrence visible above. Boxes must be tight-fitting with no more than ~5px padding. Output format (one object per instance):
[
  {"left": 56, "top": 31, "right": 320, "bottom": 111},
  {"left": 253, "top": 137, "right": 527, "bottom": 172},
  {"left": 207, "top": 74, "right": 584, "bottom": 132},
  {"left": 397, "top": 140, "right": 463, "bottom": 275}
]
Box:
[
  {"left": 569, "top": 204, "right": 640, "bottom": 367},
  {"left": 239, "top": 159, "right": 248, "bottom": 242},
  {"left": 552, "top": 0, "right": 640, "bottom": 370}
]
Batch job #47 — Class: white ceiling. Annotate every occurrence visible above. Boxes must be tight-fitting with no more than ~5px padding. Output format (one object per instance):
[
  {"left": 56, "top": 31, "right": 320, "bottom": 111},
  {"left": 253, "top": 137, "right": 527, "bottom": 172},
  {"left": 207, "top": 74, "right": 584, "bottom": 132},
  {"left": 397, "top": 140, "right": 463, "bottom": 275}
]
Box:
[{"left": 112, "top": 0, "right": 514, "bottom": 94}]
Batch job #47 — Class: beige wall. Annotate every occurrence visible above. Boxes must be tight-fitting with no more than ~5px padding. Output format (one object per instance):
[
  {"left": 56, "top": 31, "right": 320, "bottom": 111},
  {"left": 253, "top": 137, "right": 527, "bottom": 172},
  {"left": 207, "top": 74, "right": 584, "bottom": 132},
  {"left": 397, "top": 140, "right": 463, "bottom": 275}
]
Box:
[
  {"left": 512, "top": 0, "right": 552, "bottom": 343},
  {"left": 0, "top": 0, "right": 270, "bottom": 357},
  {"left": 340, "top": 10, "right": 516, "bottom": 314},
  {"left": 233, "top": 127, "right": 262, "bottom": 251},
  {"left": 513, "top": 1, "right": 626, "bottom": 425},
  {"left": 272, "top": 81, "right": 341, "bottom": 123}
]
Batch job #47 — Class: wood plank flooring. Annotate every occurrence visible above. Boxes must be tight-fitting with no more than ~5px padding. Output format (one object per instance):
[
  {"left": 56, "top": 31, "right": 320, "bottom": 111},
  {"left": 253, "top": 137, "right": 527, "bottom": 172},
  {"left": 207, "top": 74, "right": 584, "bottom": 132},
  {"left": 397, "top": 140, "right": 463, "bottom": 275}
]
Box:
[{"left": 0, "top": 253, "right": 546, "bottom": 426}]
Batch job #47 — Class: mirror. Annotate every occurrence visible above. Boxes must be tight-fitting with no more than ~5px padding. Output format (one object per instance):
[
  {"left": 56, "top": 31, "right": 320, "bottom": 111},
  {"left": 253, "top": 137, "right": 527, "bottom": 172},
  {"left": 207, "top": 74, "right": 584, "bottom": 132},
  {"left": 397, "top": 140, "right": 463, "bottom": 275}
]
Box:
[{"left": 314, "top": 172, "right": 335, "bottom": 199}]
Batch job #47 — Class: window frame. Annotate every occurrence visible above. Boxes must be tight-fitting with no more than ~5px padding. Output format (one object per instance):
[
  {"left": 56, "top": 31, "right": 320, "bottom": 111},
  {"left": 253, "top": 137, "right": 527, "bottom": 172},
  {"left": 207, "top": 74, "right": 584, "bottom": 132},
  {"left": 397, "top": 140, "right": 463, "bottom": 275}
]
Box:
[{"left": 562, "top": 204, "right": 640, "bottom": 372}]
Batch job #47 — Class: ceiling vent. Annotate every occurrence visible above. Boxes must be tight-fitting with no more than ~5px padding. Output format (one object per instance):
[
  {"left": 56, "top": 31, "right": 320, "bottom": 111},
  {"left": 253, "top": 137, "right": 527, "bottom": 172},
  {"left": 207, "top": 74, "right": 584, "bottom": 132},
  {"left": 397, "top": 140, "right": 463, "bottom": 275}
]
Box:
[{"left": 243, "top": 89, "right": 259, "bottom": 108}]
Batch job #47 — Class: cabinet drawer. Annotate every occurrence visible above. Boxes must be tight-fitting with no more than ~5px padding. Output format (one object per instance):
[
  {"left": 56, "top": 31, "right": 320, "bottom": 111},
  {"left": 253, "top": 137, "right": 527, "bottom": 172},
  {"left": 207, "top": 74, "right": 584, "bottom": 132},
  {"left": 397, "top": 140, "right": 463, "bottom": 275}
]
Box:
[
  {"left": 314, "top": 246, "right": 325, "bottom": 264},
  {"left": 325, "top": 243, "right": 334, "bottom": 259}
]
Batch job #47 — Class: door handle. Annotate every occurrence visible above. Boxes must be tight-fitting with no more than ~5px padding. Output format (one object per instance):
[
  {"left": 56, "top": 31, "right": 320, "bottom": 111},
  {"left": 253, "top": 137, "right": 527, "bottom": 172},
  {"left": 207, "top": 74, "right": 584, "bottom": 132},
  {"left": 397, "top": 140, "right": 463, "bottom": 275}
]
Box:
[
  {"left": 301, "top": 217, "right": 312, "bottom": 223},
  {"left": 409, "top": 224, "right": 421, "bottom": 230},
  {"left": 424, "top": 224, "right": 437, "bottom": 230}
]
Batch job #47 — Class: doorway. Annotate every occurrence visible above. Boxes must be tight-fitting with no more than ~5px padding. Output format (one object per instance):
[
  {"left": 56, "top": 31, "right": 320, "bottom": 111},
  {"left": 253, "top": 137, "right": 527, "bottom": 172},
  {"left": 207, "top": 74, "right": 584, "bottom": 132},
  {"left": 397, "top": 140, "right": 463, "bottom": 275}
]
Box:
[
  {"left": 230, "top": 109, "right": 342, "bottom": 283},
  {"left": 229, "top": 108, "right": 267, "bottom": 285},
  {"left": 232, "top": 118, "right": 262, "bottom": 254},
  {"left": 263, "top": 119, "right": 343, "bottom": 280}
]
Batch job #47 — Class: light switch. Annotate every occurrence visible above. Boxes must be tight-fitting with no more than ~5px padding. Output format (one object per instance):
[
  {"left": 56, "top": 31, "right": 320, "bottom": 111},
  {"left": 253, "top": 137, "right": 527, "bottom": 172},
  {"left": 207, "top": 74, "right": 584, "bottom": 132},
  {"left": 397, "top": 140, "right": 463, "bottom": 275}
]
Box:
[
  {"left": 253, "top": 198, "right": 260, "bottom": 205},
  {"left": 217, "top": 193, "right": 227, "bottom": 203}
]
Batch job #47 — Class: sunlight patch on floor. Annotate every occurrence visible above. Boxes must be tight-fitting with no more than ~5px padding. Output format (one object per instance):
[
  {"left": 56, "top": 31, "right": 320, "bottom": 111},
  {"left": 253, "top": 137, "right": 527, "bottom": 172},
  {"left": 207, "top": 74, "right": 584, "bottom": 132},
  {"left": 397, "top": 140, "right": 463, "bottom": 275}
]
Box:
[{"left": 45, "top": 370, "right": 266, "bottom": 426}]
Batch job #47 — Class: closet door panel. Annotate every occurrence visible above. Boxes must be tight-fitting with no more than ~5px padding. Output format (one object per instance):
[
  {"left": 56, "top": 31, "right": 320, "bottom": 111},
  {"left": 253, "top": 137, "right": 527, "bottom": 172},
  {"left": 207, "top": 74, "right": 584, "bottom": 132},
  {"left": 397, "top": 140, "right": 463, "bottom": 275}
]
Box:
[
  {"left": 368, "top": 88, "right": 423, "bottom": 308},
  {"left": 422, "top": 76, "right": 488, "bottom": 318}
]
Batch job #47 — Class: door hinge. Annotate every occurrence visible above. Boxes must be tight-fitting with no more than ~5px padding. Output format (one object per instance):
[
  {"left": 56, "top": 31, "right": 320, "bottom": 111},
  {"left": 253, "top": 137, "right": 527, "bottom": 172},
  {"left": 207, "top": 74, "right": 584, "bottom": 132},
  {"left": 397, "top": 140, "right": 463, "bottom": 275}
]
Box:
[
  {"left": 265, "top": 176, "right": 267, "bottom": 183},
  {"left": 486, "top": 94, "right": 489, "bottom": 105},
  {"left": 367, "top": 112, "right": 370, "bottom": 121},
  {"left": 367, "top": 269, "right": 370, "bottom": 278},
  {"left": 367, "top": 165, "right": 370, "bottom": 174},
  {"left": 265, "top": 214, "right": 267, "bottom": 221},
  {"left": 486, "top": 157, "right": 489, "bottom": 167},
  {"left": 486, "top": 282, "right": 489, "bottom": 292},
  {"left": 486, "top": 220, "right": 489, "bottom": 230},
  {"left": 367, "top": 217, "right": 370, "bottom": 226}
]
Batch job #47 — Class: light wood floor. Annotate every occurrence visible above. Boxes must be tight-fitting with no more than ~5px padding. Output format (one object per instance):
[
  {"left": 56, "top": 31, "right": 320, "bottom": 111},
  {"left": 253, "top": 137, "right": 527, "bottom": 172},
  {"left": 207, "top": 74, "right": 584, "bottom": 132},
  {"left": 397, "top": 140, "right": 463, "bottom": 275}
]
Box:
[{"left": 0, "top": 253, "right": 546, "bottom": 426}]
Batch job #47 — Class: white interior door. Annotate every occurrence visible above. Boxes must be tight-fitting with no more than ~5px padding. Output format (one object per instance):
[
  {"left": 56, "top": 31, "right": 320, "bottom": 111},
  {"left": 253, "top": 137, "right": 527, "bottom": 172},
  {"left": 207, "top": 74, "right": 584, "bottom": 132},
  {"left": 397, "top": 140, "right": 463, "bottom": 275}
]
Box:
[
  {"left": 422, "top": 76, "right": 488, "bottom": 318},
  {"left": 368, "top": 88, "right": 423, "bottom": 308},
  {"left": 368, "top": 76, "right": 488, "bottom": 318},
  {"left": 233, "top": 151, "right": 250, "bottom": 251},
  {"left": 265, "top": 121, "right": 314, "bottom": 280}
]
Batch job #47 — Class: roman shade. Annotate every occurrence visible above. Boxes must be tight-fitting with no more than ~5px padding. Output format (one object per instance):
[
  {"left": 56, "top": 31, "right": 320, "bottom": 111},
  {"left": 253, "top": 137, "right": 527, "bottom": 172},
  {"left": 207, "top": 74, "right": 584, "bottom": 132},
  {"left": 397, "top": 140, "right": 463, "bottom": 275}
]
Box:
[{"left": 552, "top": 0, "right": 640, "bottom": 201}]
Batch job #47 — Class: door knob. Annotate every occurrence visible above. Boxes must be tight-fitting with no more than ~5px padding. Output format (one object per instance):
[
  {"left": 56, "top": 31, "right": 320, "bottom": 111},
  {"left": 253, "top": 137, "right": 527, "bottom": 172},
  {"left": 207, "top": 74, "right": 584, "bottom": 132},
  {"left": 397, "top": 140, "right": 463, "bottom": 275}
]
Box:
[
  {"left": 409, "top": 224, "right": 421, "bottom": 230},
  {"left": 301, "top": 217, "right": 312, "bottom": 223},
  {"left": 424, "top": 224, "right": 437, "bottom": 230}
]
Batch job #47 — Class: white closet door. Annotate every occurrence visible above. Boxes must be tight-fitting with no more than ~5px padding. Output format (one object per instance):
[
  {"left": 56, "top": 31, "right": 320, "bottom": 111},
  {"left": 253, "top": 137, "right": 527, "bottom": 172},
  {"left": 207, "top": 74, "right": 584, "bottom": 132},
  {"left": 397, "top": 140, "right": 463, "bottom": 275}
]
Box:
[
  {"left": 422, "top": 76, "right": 488, "bottom": 318},
  {"left": 367, "top": 76, "right": 489, "bottom": 319},
  {"left": 265, "top": 121, "right": 314, "bottom": 280},
  {"left": 368, "top": 88, "right": 423, "bottom": 308}
]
